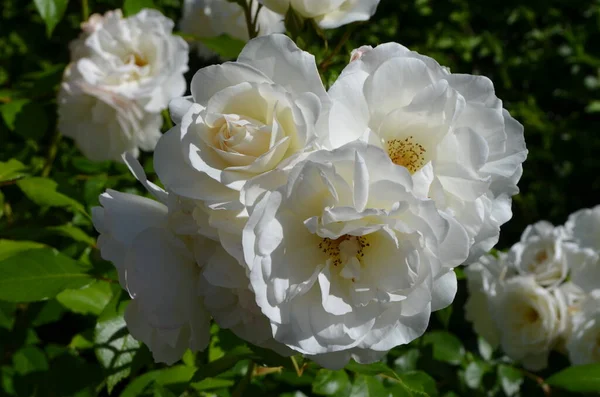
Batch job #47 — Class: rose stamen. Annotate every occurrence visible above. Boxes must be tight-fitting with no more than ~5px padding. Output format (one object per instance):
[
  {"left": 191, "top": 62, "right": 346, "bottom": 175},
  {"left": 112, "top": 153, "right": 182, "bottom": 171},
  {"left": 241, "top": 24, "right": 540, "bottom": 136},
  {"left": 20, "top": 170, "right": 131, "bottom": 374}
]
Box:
[
  {"left": 386, "top": 136, "right": 426, "bottom": 174},
  {"left": 318, "top": 235, "right": 370, "bottom": 268}
]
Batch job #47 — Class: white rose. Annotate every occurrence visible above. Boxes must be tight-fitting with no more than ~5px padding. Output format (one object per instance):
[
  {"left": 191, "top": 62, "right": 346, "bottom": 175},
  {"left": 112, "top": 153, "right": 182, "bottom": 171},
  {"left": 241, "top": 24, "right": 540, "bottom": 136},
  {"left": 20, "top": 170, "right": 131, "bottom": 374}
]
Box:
[
  {"left": 568, "top": 248, "right": 600, "bottom": 295},
  {"left": 180, "top": 0, "right": 284, "bottom": 58},
  {"left": 565, "top": 204, "right": 600, "bottom": 251},
  {"left": 327, "top": 43, "right": 528, "bottom": 264},
  {"left": 490, "top": 276, "right": 566, "bottom": 370},
  {"left": 259, "top": 0, "right": 381, "bottom": 29},
  {"left": 154, "top": 34, "right": 329, "bottom": 241},
  {"left": 92, "top": 156, "right": 219, "bottom": 364},
  {"left": 508, "top": 221, "right": 572, "bottom": 288},
  {"left": 566, "top": 291, "right": 600, "bottom": 365},
  {"left": 93, "top": 188, "right": 213, "bottom": 364},
  {"left": 59, "top": 9, "right": 189, "bottom": 161},
  {"left": 464, "top": 253, "right": 512, "bottom": 347},
  {"left": 58, "top": 66, "right": 163, "bottom": 161},
  {"left": 242, "top": 142, "right": 469, "bottom": 369}
]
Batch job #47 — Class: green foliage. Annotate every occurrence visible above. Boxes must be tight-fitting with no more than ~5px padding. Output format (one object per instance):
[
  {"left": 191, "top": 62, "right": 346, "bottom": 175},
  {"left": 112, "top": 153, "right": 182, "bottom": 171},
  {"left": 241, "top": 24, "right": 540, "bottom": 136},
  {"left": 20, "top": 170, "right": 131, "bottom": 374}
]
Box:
[
  {"left": 33, "top": 0, "right": 70, "bottom": 37},
  {"left": 546, "top": 364, "right": 600, "bottom": 393},
  {"left": 0, "top": 0, "right": 599, "bottom": 396},
  {"left": 0, "top": 241, "right": 92, "bottom": 302},
  {"left": 123, "top": 0, "right": 157, "bottom": 16}
]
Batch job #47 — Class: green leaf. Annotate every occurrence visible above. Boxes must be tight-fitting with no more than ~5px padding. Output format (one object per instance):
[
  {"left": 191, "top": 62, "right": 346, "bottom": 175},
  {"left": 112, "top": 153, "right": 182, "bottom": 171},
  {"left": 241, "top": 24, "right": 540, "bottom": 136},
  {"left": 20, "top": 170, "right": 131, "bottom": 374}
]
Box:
[
  {"left": 350, "top": 375, "right": 388, "bottom": 397},
  {"left": 0, "top": 99, "right": 29, "bottom": 130},
  {"left": 33, "top": 0, "right": 70, "bottom": 37},
  {"left": 122, "top": 364, "right": 197, "bottom": 397},
  {"left": 497, "top": 365, "right": 523, "bottom": 396},
  {"left": 422, "top": 331, "right": 465, "bottom": 365},
  {"left": 312, "top": 369, "right": 352, "bottom": 396},
  {"left": 546, "top": 363, "right": 600, "bottom": 393},
  {"left": 17, "top": 177, "right": 88, "bottom": 216},
  {"left": 389, "top": 383, "right": 428, "bottom": 397},
  {"left": 32, "top": 299, "right": 65, "bottom": 326},
  {"left": 191, "top": 377, "right": 236, "bottom": 391},
  {"left": 346, "top": 360, "right": 400, "bottom": 379},
  {"left": 153, "top": 384, "right": 177, "bottom": 397},
  {"left": 95, "top": 290, "right": 141, "bottom": 393},
  {"left": 57, "top": 280, "right": 113, "bottom": 315},
  {"left": 394, "top": 349, "right": 420, "bottom": 373},
  {"left": 0, "top": 301, "right": 17, "bottom": 329},
  {"left": 69, "top": 332, "right": 94, "bottom": 350},
  {"left": 400, "top": 371, "right": 438, "bottom": 397},
  {"left": 0, "top": 159, "right": 28, "bottom": 183},
  {"left": 0, "top": 246, "right": 92, "bottom": 302},
  {"left": 123, "top": 0, "right": 156, "bottom": 16},
  {"left": 585, "top": 100, "right": 600, "bottom": 113},
  {"left": 197, "top": 35, "right": 246, "bottom": 59},
  {"left": 47, "top": 224, "right": 96, "bottom": 246},
  {"left": 435, "top": 305, "right": 452, "bottom": 329},
  {"left": 193, "top": 345, "right": 256, "bottom": 381},
  {"left": 12, "top": 346, "right": 49, "bottom": 375},
  {"left": 0, "top": 239, "right": 45, "bottom": 261}
]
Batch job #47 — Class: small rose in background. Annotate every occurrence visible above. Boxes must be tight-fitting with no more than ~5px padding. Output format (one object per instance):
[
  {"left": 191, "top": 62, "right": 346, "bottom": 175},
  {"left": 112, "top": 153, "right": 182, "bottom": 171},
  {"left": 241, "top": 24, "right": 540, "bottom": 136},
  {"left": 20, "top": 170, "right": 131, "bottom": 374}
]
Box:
[
  {"left": 465, "top": 207, "right": 600, "bottom": 369},
  {"left": 58, "top": 9, "right": 189, "bottom": 161},
  {"left": 259, "top": 0, "right": 381, "bottom": 29},
  {"left": 180, "top": 0, "right": 284, "bottom": 59}
]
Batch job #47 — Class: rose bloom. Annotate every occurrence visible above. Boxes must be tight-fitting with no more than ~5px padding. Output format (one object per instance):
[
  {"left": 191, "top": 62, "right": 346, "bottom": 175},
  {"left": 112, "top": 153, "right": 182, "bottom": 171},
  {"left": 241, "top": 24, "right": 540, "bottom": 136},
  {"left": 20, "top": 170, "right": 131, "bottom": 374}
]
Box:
[
  {"left": 180, "top": 0, "right": 284, "bottom": 58},
  {"left": 464, "top": 253, "right": 514, "bottom": 348},
  {"left": 327, "top": 43, "right": 528, "bottom": 264},
  {"left": 242, "top": 142, "right": 469, "bottom": 369},
  {"left": 565, "top": 204, "right": 600, "bottom": 251},
  {"left": 259, "top": 0, "right": 381, "bottom": 29},
  {"left": 154, "top": 34, "right": 330, "bottom": 261},
  {"left": 566, "top": 291, "right": 600, "bottom": 365},
  {"left": 490, "top": 276, "right": 566, "bottom": 370},
  {"left": 58, "top": 9, "right": 188, "bottom": 161},
  {"left": 508, "top": 221, "right": 573, "bottom": 288},
  {"left": 93, "top": 186, "right": 213, "bottom": 364}
]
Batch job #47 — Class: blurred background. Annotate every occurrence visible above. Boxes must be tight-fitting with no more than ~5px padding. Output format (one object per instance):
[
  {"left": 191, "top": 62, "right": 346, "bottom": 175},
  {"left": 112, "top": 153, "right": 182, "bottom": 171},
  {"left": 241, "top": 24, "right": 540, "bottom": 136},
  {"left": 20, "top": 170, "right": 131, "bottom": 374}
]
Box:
[{"left": 0, "top": 0, "right": 599, "bottom": 396}]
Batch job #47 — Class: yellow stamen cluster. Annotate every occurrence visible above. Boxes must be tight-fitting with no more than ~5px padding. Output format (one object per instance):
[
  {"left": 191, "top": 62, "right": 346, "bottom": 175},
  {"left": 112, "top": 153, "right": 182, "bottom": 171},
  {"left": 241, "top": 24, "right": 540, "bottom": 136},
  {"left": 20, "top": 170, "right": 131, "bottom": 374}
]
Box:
[
  {"left": 386, "top": 136, "right": 426, "bottom": 174},
  {"left": 318, "top": 235, "right": 370, "bottom": 267}
]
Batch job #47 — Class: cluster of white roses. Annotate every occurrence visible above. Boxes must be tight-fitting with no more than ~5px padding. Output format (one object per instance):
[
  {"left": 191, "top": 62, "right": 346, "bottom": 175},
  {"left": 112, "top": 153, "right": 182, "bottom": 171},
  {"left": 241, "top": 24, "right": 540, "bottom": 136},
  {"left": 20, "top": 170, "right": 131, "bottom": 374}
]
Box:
[
  {"left": 92, "top": 30, "right": 527, "bottom": 369},
  {"left": 465, "top": 205, "right": 600, "bottom": 370},
  {"left": 58, "top": 9, "right": 189, "bottom": 161}
]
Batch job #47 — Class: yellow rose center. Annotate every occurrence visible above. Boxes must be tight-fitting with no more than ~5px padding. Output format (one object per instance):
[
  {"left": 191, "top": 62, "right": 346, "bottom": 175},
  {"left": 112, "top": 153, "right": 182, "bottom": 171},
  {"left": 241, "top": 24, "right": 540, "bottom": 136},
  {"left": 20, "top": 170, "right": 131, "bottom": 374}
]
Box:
[
  {"left": 525, "top": 307, "right": 540, "bottom": 324},
  {"left": 386, "top": 136, "right": 426, "bottom": 174},
  {"left": 124, "top": 52, "right": 148, "bottom": 67},
  {"left": 319, "top": 235, "right": 370, "bottom": 282}
]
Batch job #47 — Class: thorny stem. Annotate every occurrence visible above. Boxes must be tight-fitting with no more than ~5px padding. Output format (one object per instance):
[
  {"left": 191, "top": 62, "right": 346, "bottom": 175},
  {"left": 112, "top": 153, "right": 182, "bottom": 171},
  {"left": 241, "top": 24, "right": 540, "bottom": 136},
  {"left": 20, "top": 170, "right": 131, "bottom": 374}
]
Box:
[
  {"left": 232, "top": 361, "right": 256, "bottom": 397},
  {"left": 319, "top": 25, "right": 356, "bottom": 72},
  {"left": 162, "top": 108, "right": 174, "bottom": 130},
  {"left": 520, "top": 368, "right": 551, "bottom": 396},
  {"left": 243, "top": 0, "right": 259, "bottom": 40},
  {"left": 95, "top": 276, "right": 117, "bottom": 284},
  {"left": 42, "top": 129, "right": 61, "bottom": 178},
  {"left": 82, "top": 0, "right": 90, "bottom": 20}
]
